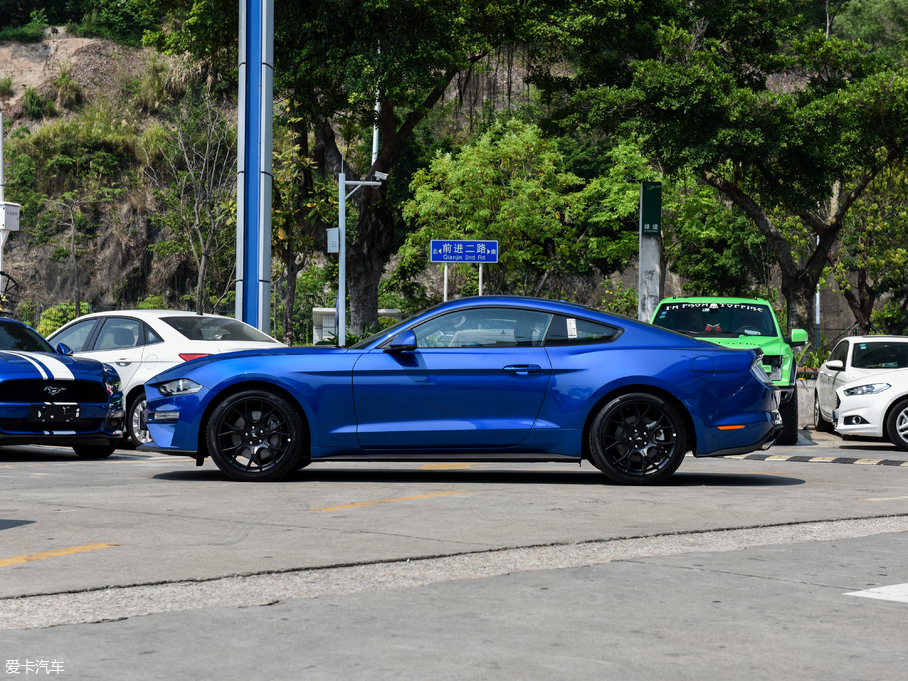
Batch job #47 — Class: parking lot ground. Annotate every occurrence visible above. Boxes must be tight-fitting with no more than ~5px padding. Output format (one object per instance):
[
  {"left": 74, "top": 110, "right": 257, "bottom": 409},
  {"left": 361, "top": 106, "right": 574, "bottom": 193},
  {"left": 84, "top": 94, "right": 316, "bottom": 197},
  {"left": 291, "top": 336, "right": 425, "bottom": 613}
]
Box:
[{"left": 2, "top": 433, "right": 907, "bottom": 679}]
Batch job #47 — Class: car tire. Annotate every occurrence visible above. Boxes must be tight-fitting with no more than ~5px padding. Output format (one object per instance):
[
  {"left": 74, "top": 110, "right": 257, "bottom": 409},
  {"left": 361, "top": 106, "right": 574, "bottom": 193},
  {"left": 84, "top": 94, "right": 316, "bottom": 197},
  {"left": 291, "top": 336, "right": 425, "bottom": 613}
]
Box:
[
  {"left": 776, "top": 389, "right": 799, "bottom": 446},
  {"left": 588, "top": 393, "right": 687, "bottom": 485},
  {"left": 127, "top": 393, "right": 153, "bottom": 448},
  {"left": 885, "top": 398, "right": 908, "bottom": 451},
  {"left": 73, "top": 443, "right": 117, "bottom": 458},
  {"left": 814, "top": 391, "right": 833, "bottom": 433},
  {"left": 207, "top": 389, "right": 305, "bottom": 482}
]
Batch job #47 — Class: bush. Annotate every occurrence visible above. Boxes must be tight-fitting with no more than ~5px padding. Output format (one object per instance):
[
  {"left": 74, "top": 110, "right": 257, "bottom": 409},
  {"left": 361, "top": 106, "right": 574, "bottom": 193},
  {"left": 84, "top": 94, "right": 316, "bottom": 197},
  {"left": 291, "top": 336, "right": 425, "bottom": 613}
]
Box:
[
  {"left": 37, "top": 302, "right": 92, "bottom": 337},
  {"left": 0, "top": 10, "right": 47, "bottom": 43},
  {"left": 0, "top": 72, "right": 13, "bottom": 98},
  {"left": 67, "top": 0, "right": 157, "bottom": 48},
  {"left": 22, "top": 87, "right": 55, "bottom": 120},
  {"left": 54, "top": 61, "right": 81, "bottom": 109}
]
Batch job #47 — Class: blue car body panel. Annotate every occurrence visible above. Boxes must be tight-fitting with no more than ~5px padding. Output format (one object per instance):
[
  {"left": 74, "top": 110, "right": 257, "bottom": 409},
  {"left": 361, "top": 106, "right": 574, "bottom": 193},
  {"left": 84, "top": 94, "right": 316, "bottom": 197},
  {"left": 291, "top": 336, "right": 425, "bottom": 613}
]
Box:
[
  {"left": 142, "top": 297, "right": 781, "bottom": 465},
  {"left": 0, "top": 319, "right": 124, "bottom": 447}
]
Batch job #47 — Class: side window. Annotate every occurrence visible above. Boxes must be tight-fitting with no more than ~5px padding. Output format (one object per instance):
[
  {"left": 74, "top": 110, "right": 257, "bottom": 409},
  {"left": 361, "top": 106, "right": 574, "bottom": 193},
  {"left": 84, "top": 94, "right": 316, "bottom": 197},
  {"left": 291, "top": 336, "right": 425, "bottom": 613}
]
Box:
[
  {"left": 51, "top": 319, "right": 98, "bottom": 353},
  {"left": 545, "top": 315, "right": 621, "bottom": 346},
  {"left": 829, "top": 341, "right": 849, "bottom": 366},
  {"left": 412, "top": 308, "right": 553, "bottom": 349},
  {"left": 95, "top": 318, "right": 143, "bottom": 351},
  {"left": 144, "top": 323, "right": 164, "bottom": 345}
]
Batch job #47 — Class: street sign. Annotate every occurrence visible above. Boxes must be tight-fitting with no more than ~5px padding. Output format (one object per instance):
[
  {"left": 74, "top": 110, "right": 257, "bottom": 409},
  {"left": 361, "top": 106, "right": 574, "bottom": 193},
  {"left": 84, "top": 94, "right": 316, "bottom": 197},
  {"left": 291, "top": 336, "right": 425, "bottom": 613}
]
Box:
[
  {"left": 430, "top": 240, "right": 498, "bottom": 263},
  {"left": 640, "top": 182, "right": 661, "bottom": 236}
]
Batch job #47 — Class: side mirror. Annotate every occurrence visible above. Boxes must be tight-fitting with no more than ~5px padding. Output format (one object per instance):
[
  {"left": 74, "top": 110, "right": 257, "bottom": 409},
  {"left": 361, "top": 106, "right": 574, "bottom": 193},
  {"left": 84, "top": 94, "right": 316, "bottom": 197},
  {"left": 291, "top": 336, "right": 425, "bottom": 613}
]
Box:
[
  {"left": 384, "top": 329, "right": 417, "bottom": 353},
  {"left": 56, "top": 343, "right": 73, "bottom": 356},
  {"left": 826, "top": 359, "right": 844, "bottom": 371},
  {"left": 789, "top": 329, "right": 809, "bottom": 346}
]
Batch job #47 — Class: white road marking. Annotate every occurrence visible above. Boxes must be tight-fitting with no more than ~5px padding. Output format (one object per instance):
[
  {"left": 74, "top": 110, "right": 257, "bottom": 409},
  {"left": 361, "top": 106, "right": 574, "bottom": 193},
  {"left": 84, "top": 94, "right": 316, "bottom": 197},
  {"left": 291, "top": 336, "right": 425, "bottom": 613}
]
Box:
[{"left": 845, "top": 583, "right": 908, "bottom": 604}]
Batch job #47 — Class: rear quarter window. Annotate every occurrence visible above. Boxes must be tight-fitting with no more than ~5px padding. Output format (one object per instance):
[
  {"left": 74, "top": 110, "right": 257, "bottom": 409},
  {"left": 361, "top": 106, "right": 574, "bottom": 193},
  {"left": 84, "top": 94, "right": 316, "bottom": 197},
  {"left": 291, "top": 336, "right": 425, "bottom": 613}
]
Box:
[
  {"left": 545, "top": 315, "right": 621, "bottom": 346},
  {"left": 162, "top": 317, "right": 278, "bottom": 343}
]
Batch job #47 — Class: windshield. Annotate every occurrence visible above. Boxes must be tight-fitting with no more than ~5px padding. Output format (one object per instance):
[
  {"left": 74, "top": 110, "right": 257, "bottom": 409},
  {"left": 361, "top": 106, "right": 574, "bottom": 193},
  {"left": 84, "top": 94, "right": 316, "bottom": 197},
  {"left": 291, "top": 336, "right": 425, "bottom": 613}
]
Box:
[
  {"left": 653, "top": 302, "right": 777, "bottom": 337},
  {"left": 0, "top": 321, "right": 55, "bottom": 353},
  {"left": 162, "top": 317, "right": 279, "bottom": 343},
  {"left": 851, "top": 341, "right": 908, "bottom": 369}
]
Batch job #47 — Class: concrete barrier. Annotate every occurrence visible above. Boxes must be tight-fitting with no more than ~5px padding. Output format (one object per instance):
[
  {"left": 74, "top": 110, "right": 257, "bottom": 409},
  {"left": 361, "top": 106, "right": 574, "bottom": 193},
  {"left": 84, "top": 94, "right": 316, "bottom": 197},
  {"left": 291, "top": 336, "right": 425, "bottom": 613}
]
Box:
[{"left": 796, "top": 379, "right": 816, "bottom": 429}]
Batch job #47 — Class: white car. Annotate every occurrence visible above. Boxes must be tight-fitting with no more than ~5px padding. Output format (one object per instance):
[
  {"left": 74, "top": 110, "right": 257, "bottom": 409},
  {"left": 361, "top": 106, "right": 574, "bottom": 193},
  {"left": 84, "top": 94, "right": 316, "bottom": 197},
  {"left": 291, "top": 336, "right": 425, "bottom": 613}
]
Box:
[
  {"left": 48, "top": 310, "right": 284, "bottom": 447},
  {"left": 814, "top": 335, "right": 908, "bottom": 450}
]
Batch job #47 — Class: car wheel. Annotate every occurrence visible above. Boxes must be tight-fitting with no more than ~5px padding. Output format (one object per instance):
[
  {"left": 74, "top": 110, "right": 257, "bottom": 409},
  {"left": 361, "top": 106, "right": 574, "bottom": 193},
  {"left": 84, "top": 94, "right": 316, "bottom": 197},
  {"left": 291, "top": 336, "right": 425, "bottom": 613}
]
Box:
[
  {"left": 814, "top": 391, "right": 833, "bottom": 433},
  {"left": 127, "top": 393, "right": 153, "bottom": 448},
  {"left": 207, "top": 389, "right": 304, "bottom": 482},
  {"left": 885, "top": 398, "right": 908, "bottom": 452},
  {"left": 73, "top": 443, "right": 117, "bottom": 458},
  {"left": 588, "top": 393, "right": 687, "bottom": 485},
  {"left": 776, "top": 389, "right": 799, "bottom": 446}
]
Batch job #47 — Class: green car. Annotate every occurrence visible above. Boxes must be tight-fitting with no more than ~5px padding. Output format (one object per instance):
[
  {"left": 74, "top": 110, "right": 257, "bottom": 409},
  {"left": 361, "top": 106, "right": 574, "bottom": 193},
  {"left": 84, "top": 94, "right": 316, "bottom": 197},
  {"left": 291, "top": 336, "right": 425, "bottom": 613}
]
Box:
[{"left": 651, "top": 297, "right": 809, "bottom": 445}]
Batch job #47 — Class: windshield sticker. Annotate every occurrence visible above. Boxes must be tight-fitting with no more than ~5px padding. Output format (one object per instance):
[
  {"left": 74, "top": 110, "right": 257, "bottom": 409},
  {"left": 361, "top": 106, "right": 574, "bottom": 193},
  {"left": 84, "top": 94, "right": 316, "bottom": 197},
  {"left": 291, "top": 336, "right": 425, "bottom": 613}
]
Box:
[
  {"left": 859, "top": 344, "right": 867, "bottom": 349},
  {"left": 566, "top": 318, "right": 577, "bottom": 339}
]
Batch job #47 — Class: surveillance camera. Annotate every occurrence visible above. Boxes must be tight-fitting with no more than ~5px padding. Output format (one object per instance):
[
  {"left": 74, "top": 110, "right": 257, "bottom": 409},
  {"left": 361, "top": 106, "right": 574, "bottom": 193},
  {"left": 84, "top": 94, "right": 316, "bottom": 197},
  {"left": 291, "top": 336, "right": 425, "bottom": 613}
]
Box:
[{"left": 374, "top": 171, "right": 388, "bottom": 181}]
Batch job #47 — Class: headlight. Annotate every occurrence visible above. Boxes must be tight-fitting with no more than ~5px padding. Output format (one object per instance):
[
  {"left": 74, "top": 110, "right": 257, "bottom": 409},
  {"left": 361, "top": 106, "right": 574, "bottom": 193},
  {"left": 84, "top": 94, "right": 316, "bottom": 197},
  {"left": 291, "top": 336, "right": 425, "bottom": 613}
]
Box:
[
  {"left": 103, "top": 365, "right": 121, "bottom": 395},
  {"left": 750, "top": 358, "right": 774, "bottom": 385},
  {"left": 156, "top": 378, "right": 203, "bottom": 396},
  {"left": 843, "top": 383, "right": 890, "bottom": 396}
]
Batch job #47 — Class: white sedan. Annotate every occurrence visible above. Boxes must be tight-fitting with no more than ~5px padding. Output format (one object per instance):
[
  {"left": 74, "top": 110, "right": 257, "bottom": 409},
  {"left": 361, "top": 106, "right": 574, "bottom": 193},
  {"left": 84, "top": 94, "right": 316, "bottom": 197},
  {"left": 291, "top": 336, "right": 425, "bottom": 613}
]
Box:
[
  {"left": 814, "top": 335, "right": 908, "bottom": 449},
  {"left": 48, "top": 310, "right": 284, "bottom": 446}
]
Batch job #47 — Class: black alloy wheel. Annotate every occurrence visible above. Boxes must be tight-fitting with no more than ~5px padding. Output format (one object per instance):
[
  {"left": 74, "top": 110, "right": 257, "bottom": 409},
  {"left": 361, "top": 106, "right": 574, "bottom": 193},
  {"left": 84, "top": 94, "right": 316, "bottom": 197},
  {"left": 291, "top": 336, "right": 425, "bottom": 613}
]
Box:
[
  {"left": 589, "top": 393, "right": 687, "bottom": 485},
  {"left": 207, "top": 389, "right": 304, "bottom": 481}
]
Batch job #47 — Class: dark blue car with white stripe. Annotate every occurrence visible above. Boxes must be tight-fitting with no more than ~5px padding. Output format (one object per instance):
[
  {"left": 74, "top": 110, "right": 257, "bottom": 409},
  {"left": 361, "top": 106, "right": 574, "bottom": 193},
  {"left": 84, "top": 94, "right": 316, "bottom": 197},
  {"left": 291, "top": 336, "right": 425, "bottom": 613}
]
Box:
[
  {"left": 142, "top": 296, "right": 782, "bottom": 484},
  {"left": 0, "top": 317, "right": 124, "bottom": 457}
]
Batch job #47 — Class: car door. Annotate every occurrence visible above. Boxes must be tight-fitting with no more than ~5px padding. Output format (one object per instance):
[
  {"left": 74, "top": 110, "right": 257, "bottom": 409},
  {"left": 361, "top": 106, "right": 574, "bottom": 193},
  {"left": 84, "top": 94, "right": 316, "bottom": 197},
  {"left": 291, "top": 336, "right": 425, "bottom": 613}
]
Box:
[
  {"left": 352, "top": 306, "right": 554, "bottom": 449},
  {"left": 81, "top": 317, "right": 146, "bottom": 392},
  {"left": 49, "top": 318, "right": 101, "bottom": 353},
  {"left": 817, "top": 340, "right": 849, "bottom": 417}
]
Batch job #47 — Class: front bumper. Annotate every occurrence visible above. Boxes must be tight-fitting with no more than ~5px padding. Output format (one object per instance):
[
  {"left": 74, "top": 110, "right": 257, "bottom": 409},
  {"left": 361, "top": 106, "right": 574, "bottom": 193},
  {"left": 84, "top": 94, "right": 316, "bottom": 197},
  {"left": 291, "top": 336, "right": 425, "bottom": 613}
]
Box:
[{"left": 832, "top": 394, "right": 886, "bottom": 438}]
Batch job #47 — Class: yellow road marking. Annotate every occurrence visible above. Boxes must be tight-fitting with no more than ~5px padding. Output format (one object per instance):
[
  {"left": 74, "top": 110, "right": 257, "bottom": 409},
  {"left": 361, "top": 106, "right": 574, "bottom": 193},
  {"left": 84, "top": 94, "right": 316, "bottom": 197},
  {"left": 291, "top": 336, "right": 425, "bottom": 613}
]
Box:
[
  {"left": 419, "top": 463, "right": 480, "bottom": 470},
  {"left": 809, "top": 457, "right": 838, "bottom": 462},
  {"left": 0, "top": 543, "right": 121, "bottom": 568},
  {"left": 766, "top": 455, "right": 792, "bottom": 460},
  {"left": 312, "top": 491, "right": 472, "bottom": 512},
  {"left": 854, "top": 458, "right": 883, "bottom": 465},
  {"left": 858, "top": 496, "right": 908, "bottom": 502}
]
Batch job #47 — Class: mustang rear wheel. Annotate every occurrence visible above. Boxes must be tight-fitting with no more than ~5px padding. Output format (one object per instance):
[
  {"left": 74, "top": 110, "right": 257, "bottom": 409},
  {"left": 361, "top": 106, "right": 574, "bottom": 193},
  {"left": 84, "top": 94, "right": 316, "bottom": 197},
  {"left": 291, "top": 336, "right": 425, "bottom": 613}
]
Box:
[
  {"left": 589, "top": 393, "right": 687, "bottom": 485},
  {"left": 885, "top": 398, "right": 908, "bottom": 452},
  {"left": 207, "top": 390, "right": 305, "bottom": 481}
]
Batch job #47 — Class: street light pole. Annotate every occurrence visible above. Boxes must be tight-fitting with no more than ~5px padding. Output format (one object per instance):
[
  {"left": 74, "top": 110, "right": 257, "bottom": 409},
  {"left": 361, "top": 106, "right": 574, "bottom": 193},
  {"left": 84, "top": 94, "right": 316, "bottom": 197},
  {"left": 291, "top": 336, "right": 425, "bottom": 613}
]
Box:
[{"left": 337, "top": 173, "right": 384, "bottom": 347}]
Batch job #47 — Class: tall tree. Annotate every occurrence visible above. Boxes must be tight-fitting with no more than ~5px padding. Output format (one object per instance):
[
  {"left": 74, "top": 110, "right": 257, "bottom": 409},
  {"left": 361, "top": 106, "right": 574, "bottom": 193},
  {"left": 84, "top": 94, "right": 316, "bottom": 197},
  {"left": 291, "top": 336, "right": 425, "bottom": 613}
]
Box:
[
  {"left": 146, "top": 0, "right": 532, "bottom": 334},
  {"left": 533, "top": 0, "right": 908, "bottom": 343}
]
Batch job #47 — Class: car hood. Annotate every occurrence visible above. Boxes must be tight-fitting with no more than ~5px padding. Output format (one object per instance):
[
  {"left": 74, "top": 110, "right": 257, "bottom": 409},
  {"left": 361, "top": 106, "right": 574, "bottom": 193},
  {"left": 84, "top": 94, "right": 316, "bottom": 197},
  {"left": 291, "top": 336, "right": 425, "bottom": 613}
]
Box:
[
  {"left": 0, "top": 350, "right": 107, "bottom": 381},
  {"left": 149, "top": 346, "right": 349, "bottom": 382},
  {"left": 838, "top": 367, "right": 908, "bottom": 392},
  {"left": 692, "top": 335, "right": 789, "bottom": 356}
]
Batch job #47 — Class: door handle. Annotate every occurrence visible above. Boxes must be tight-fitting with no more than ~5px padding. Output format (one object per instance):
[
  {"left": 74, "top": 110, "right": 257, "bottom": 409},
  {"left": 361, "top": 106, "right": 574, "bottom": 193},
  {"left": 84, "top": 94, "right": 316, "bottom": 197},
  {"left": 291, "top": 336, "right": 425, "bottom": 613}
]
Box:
[
  {"left": 503, "top": 364, "right": 541, "bottom": 376},
  {"left": 116, "top": 360, "right": 132, "bottom": 366}
]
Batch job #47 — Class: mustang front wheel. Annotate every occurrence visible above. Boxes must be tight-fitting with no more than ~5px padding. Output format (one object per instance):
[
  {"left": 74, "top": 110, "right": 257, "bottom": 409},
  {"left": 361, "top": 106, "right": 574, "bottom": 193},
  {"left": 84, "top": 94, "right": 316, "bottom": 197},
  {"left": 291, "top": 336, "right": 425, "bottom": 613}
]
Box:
[
  {"left": 589, "top": 393, "right": 687, "bottom": 485},
  {"left": 207, "top": 390, "right": 305, "bottom": 481}
]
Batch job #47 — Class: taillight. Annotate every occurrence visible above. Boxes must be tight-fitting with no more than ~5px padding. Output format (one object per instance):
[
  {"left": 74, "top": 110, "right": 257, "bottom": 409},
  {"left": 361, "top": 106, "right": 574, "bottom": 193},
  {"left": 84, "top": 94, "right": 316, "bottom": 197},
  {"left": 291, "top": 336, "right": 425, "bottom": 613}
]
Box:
[{"left": 179, "top": 353, "right": 211, "bottom": 362}]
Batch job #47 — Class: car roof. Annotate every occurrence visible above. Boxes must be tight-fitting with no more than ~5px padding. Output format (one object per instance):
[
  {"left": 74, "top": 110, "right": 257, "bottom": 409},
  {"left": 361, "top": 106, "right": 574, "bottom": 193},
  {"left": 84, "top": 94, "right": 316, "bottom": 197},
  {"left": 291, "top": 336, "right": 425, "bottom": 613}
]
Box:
[
  {"left": 656, "top": 296, "right": 773, "bottom": 306},
  {"left": 55, "top": 310, "right": 239, "bottom": 321},
  {"left": 844, "top": 335, "right": 908, "bottom": 342}
]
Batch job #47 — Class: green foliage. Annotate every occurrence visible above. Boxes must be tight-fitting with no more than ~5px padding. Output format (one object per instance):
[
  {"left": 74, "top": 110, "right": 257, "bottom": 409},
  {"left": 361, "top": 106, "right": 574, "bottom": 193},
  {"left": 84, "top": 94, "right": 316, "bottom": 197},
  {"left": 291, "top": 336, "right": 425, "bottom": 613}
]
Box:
[
  {"left": 54, "top": 61, "right": 81, "bottom": 110},
  {"left": 0, "top": 9, "right": 46, "bottom": 42},
  {"left": 136, "top": 295, "right": 167, "bottom": 309},
  {"left": 67, "top": 0, "right": 158, "bottom": 47},
  {"left": 17, "top": 299, "right": 38, "bottom": 328},
  {"left": 600, "top": 280, "right": 638, "bottom": 318},
  {"left": 0, "top": 72, "right": 13, "bottom": 98},
  {"left": 36, "top": 302, "right": 92, "bottom": 337},
  {"left": 22, "top": 87, "right": 54, "bottom": 120},
  {"left": 401, "top": 119, "right": 587, "bottom": 296},
  {"left": 836, "top": 0, "right": 908, "bottom": 62},
  {"left": 125, "top": 53, "right": 172, "bottom": 113}
]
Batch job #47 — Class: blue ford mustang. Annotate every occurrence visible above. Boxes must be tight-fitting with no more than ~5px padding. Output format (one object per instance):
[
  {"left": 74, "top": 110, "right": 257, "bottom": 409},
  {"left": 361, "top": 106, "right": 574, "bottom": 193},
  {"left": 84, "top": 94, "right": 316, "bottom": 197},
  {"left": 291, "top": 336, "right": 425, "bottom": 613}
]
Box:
[
  {"left": 141, "top": 297, "right": 782, "bottom": 484},
  {"left": 0, "top": 317, "right": 124, "bottom": 457}
]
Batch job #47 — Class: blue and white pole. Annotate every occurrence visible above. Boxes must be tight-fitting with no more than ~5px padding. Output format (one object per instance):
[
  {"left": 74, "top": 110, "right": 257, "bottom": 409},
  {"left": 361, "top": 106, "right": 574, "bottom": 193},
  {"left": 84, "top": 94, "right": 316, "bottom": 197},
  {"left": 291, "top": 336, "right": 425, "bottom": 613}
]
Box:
[{"left": 236, "top": 0, "right": 274, "bottom": 330}]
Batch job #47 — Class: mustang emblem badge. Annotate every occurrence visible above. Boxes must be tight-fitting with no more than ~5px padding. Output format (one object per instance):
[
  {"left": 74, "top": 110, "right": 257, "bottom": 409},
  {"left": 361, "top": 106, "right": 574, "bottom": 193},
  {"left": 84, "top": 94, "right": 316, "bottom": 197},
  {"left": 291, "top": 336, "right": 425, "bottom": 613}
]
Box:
[{"left": 44, "top": 386, "right": 66, "bottom": 397}]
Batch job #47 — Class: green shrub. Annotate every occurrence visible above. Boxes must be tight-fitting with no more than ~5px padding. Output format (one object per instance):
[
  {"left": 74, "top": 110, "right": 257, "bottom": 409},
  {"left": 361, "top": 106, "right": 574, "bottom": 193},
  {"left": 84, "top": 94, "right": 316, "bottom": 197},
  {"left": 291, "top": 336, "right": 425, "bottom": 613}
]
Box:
[
  {"left": 0, "top": 10, "right": 47, "bottom": 43},
  {"left": 22, "top": 87, "right": 55, "bottom": 120},
  {"left": 54, "top": 61, "right": 81, "bottom": 109},
  {"left": 67, "top": 0, "right": 157, "bottom": 48},
  {"left": 37, "top": 302, "right": 92, "bottom": 337},
  {"left": 0, "top": 72, "right": 13, "bottom": 98},
  {"left": 136, "top": 295, "right": 167, "bottom": 309}
]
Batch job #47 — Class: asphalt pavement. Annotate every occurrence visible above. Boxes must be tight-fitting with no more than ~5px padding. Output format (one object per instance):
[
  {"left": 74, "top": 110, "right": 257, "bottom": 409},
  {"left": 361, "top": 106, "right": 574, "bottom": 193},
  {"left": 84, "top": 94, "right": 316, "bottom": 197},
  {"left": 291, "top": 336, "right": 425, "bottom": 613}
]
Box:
[{"left": 1, "top": 430, "right": 906, "bottom": 679}]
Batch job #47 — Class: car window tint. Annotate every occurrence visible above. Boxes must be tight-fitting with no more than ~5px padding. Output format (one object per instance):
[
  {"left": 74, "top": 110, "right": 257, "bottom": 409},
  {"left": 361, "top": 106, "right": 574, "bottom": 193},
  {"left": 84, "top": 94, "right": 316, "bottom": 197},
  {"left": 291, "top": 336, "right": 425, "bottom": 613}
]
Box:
[
  {"left": 51, "top": 319, "right": 97, "bottom": 352},
  {"left": 162, "top": 316, "right": 278, "bottom": 343},
  {"left": 545, "top": 315, "right": 621, "bottom": 346},
  {"left": 144, "top": 323, "right": 164, "bottom": 345},
  {"left": 95, "top": 318, "right": 142, "bottom": 351},
  {"left": 0, "top": 321, "right": 54, "bottom": 353},
  {"left": 851, "top": 342, "right": 908, "bottom": 369},
  {"left": 829, "top": 341, "right": 849, "bottom": 365},
  {"left": 413, "top": 308, "right": 553, "bottom": 348}
]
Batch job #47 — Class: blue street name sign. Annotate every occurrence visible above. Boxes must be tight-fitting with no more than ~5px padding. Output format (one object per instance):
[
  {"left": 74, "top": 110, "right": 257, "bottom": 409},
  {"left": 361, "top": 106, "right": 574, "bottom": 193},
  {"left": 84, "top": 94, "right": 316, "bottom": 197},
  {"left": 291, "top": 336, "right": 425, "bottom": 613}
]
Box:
[{"left": 430, "top": 240, "right": 499, "bottom": 263}]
